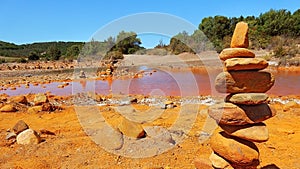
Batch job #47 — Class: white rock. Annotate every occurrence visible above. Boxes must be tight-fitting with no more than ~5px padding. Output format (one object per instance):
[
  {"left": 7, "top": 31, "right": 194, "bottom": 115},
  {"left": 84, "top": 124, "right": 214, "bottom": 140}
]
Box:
[{"left": 16, "top": 129, "right": 41, "bottom": 145}]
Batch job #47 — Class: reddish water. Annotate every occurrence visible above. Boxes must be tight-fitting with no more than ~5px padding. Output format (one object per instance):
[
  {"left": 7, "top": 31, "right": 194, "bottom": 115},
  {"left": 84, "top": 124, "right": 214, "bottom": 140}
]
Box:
[
  {"left": 267, "top": 70, "right": 300, "bottom": 96},
  {"left": 1, "top": 69, "right": 299, "bottom": 96}
]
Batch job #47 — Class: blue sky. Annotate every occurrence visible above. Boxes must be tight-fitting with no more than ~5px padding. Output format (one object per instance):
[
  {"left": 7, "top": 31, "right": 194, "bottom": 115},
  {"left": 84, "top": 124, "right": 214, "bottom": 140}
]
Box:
[{"left": 0, "top": 0, "right": 299, "bottom": 48}]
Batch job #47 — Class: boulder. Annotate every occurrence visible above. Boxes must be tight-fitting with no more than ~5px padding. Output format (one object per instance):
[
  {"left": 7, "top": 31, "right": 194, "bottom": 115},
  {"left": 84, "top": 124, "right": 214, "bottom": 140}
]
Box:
[
  {"left": 118, "top": 117, "right": 146, "bottom": 138},
  {"left": 210, "top": 132, "right": 259, "bottom": 166},
  {"left": 219, "top": 48, "right": 255, "bottom": 61},
  {"left": 215, "top": 71, "right": 275, "bottom": 93},
  {"left": 9, "top": 95, "right": 28, "bottom": 104},
  {"left": 224, "top": 58, "right": 268, "bottom": 71},
  {"left": 208, "top": 103, "right": 276, "bottom": 125},
  {"left": 86, "top": 125, "right": 124, "bottom": 151},
  {"left": 231, "top": 22, "right": 249, "bottom": 48},
  {"left": 220, "top": 122, "right": 269, "bottom": 142},
  {"left": 13, "top": 120, "right": 29, "bottom": 134},
  {"left": 0, "top": 104, "right": 17, "bottom": 112},
  {"left": 16, "top": 129, "right": 41, "bottom": 145},
  {"left": 226, "top": 93, "right": 269, "bottom": 105},
  {"left": 27, "top": 106, "right": 43, "bottom": 113},
  {"left": 209, "top": 152, "right": 233, "bottom": 169},
  {"left": 33, "top": 93, "right": 48, "bottom": 105}
]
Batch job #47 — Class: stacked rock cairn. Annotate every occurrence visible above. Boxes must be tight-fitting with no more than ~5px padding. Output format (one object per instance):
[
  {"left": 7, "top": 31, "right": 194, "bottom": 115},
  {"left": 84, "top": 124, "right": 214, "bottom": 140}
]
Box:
[{"left": 208, "top": 22, "right": 276, "bottom": 169}]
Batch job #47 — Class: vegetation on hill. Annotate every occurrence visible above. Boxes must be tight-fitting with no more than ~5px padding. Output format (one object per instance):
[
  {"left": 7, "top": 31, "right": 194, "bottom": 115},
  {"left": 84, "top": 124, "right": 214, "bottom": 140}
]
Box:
[
  {"left": 156, "top": 8, "right": 299, "bottom": 66},
  {"left": 0, "top": 31, "right": 143, "bottom": 62},
  {"left": 0, "top": 41, "right": 84, "bottom": 62}
]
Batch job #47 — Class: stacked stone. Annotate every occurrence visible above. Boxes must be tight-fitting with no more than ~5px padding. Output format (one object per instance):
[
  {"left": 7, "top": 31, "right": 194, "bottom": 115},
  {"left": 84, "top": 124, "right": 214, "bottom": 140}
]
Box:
[{"left": 208, "top": 22, "right": 276, "bottom": 169}]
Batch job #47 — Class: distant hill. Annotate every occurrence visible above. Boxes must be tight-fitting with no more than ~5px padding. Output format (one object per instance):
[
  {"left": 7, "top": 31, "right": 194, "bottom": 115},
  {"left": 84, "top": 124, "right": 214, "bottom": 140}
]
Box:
[{"left": 0, "top": 41, "right": 84, "bottom": 58}]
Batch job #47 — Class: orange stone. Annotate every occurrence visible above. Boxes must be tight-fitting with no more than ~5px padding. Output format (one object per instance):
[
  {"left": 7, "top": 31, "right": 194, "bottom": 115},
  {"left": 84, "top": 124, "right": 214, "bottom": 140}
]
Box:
[
  {"left": 215, "top": 71, "right": 275, "bottom": 93},
  {"left": 210, "top": 132, "right": 259, "bottom": 166},
  {"left": 219, "top": 48, "right": 255, "bottom": 61},
  {"left": 231, "top": 22, "right": 249, "bottom": 48}
]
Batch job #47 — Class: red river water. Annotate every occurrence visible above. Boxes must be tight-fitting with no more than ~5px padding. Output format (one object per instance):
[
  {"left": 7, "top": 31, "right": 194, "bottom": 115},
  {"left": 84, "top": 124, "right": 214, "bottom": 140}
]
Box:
[{"left": 1, "top": 68, "right": 300, "bottom": 96}]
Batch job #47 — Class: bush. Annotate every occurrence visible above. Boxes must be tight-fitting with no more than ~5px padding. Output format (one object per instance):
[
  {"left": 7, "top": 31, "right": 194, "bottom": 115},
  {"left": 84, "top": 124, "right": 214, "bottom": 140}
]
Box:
[
  {"left": 0, "top": 58, "right": 6, "bottom": 64},
  {"left": 28, "top": 52, "right": 40, "bottom": 61},
  {"left": 273, "top": 46, "right": 287, "bottom": 58},
  {"left": 105, "top": 51, "right": 124, "bottom": 60},
  {"left": 18, "top": 58, "right": 27, "bottom": 63},
  {"left": 262, "top": 54, "right": 272, "bottom": 61}
]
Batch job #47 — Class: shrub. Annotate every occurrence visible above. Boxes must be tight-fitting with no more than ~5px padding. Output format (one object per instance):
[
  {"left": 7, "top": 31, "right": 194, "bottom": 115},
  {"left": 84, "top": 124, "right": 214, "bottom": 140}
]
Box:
[
  {"left": 18, "top": 58, "right": 27, "bottom": 63},
  {"left": 28, "top": 52, "right": 40, "bottom": 61},
  {"left": 105, "top": 51, "right": 124, "bottom": 60},
  {"left": 0, "top": 58, "right": 6, "bottom": 64}
]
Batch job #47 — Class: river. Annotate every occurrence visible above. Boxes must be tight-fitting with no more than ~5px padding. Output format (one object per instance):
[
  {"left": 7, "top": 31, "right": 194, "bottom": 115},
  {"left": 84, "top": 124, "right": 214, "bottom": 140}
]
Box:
[{"left": 1, "top": 68, "right": 299, "bottom": 96}]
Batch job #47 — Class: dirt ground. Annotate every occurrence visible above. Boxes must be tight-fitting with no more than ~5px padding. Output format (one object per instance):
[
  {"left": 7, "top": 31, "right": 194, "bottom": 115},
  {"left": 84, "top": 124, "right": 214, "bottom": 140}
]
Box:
[{"left": 0, "top": 101, "right": 299, "bottom": 169}]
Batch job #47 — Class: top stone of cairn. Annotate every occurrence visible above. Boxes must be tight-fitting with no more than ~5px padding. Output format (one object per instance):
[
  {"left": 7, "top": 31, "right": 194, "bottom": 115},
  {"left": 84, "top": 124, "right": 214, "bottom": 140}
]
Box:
[{"left": 231, "top": 22, "right": 249, "bottom": 48}]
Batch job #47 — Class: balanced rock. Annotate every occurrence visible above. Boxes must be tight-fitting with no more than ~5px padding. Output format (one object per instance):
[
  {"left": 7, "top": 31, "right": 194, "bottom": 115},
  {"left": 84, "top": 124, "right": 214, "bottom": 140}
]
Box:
[
  {"left": 16, "top": 129, "right": 41, "bottom": 145},
  {"left": 34, "top": 93, "right": 48, "bottom": 105},
  {"left": 210, "top": 132, "right": 259, "bottom": 166},
  {"left": 224, "top": 58, "right": 268, "bottom": 71},
  {"left": 208, "top": 102, "right": 276, "bottom": 125},
  {"left": 13, "top": 120, "right": 29, "bottom": 134},
  {"left": 9, "top": 95, "right": 28, "bottom": 104},
  {"left": 209, "top": 152, "right": 233, "bottom": 169},
  {"left": 219, "top": 48, "right": 255, "bottom": 61},
  {"left": 0, "top": 104, "right": 17, "bottom": 112},
  {"left": 220, "top": 123, "right": 269, "bottom": 142},
  {"left": 215, "top": 71, "right": 275, "bottom": 93},
  {"left": 118, "top": 117, "right": 145, "bottom": 138},
  {"left": 231, "top": 22, "right": 249, "bottom": 48},
  {"left": 226, "top": 93, "right": 269, "bottom": 105}
]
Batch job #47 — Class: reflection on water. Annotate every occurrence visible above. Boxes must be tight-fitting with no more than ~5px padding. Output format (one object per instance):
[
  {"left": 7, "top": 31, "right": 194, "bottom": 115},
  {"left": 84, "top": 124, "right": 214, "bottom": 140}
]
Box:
[{"left": 1, "top": 68, "right": 300, "bottom": 96}]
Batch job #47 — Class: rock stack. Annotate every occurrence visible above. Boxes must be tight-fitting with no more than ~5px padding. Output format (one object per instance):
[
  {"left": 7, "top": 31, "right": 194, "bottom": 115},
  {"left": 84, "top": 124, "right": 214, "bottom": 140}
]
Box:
[{"left": 208, "top": 22, "right": 276, "bottom": 169}]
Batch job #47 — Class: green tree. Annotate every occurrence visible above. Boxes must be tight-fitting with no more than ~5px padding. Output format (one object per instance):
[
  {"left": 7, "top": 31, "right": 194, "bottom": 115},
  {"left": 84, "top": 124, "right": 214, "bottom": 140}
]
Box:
[
  {"left": 199, "top": 16, "right": 231, "bottom": 52},
  {"left": 113, "top": 31, "right": 143, "bottom": 54},
  {"left": 258, "top": 9, "right": 293, "bottom": 36},
  {"left": 292, "top": 9, "right": 300, "bottom": 36},
  {"left": 168, "top": 36, "right": 194, "bottom": 55},
  {"left": 47, "top": 45, "right": 61, "bottom": 60},
  {"left": 66, "top": 45, "right": 81, "bottom": 57}
]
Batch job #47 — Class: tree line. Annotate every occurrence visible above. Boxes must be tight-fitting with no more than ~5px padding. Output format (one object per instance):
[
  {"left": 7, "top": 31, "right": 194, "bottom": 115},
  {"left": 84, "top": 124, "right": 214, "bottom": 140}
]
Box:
[
  {"left": 0, "top": 31, "right": 143, "bottom": 62},
  {"left": 164, "top": 8, "right": 300, "bottom": 54}
]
